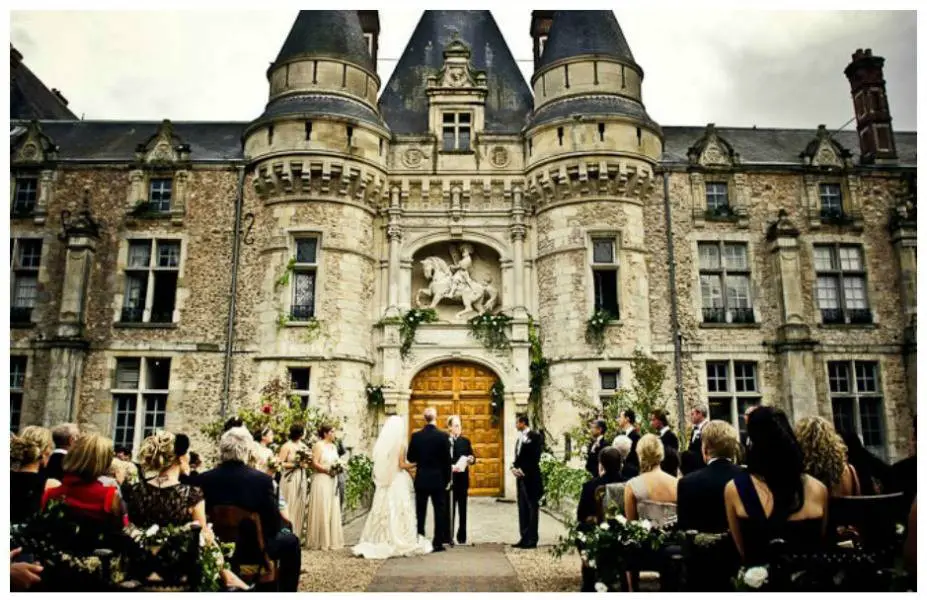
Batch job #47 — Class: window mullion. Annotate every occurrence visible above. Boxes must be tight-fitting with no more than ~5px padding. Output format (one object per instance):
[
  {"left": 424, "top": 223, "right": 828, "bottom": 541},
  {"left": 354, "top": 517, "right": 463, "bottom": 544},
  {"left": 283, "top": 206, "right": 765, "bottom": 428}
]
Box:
[{"left": 135, "top": 359, "right": 147, "bottom": 450}]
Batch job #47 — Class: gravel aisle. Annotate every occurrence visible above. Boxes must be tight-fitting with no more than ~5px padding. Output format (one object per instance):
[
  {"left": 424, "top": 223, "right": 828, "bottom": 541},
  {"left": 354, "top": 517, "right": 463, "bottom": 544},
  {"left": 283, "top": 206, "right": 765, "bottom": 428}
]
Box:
[{"left": 504, "top": 547, "right": 582, "bottom": 592}]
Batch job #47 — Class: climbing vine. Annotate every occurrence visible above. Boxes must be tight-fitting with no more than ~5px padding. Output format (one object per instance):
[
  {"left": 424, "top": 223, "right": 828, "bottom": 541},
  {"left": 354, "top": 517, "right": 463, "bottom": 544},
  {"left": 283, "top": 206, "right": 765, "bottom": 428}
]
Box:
[
  {"left": 365, "top": 384, "right": 385, "bottom": 409},
  {"left": 274, "top": 258, "right": 296, "bottom": 290},
  {"left": 276, "top": 313, "right": 323, "bottom": 343},
  {"left": 467, "top": 312, "right": 513, "bottom": 351},
  {"left": 528, "top": 316, "right": 552, "bottom": 445},
  {"left": 378, "top": 308, "right": 439, "bottom": 360},
  {"left": 490, "top": 380, "right": 505, "bottom": 425}
]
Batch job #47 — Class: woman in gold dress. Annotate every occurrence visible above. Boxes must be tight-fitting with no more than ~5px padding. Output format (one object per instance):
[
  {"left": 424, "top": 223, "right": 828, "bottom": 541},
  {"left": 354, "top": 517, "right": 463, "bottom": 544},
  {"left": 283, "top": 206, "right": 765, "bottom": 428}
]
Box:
[
  {"left": 304, "top": 424, "right": 344, "bottom": 550},
  {"left": 277, "top": 424, "right": 309, "bottom": 541}
]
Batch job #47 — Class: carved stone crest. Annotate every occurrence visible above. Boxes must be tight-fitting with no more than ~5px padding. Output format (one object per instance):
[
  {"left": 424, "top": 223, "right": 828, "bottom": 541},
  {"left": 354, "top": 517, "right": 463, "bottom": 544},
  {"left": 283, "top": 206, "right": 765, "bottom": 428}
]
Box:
[
  {"left": 490, "top": 146, "right": 509, "bottom": 168},
  {"left": 402, "top": 148, "right": 424, "bottom": 168}
]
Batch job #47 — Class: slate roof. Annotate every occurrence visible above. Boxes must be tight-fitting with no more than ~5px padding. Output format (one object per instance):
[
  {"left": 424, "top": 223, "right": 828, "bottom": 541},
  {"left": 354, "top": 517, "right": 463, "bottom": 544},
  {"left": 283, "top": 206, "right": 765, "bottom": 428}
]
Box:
[
  {"left": 379, "top": 10, "right": 533, "bottom": 135},
  {"left": 526, "top": 95, "right": 659, "bottom": 131},
  {"left": 271, "top": 11, "right": 374, "bottom": 73},
  {"left": 537, "top": 11, "right": 637, "bottom": 71},
  {"left": 249, "top": 94, "right": 385, "bottom": 131},
  {"left": 661, "top": 126, "right": 917, "bottom": 167},
  {"left": 10, "top": 120, "right": 916, "bottom": 168},
  {"left": 11, "top": 47, "right": 77, "bottom": 120}
]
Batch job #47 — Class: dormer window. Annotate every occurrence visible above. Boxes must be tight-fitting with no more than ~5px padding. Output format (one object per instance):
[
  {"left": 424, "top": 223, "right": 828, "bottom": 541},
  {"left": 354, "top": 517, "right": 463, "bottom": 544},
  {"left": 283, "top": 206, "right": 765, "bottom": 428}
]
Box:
[
  {"left": 819, "top": 183, "right": 844, "bottom": 219},
  {"left": 148, "top": 179, "right": 173, "bottom": 213},
  {"left": 442, "top": 112, "right": 471, "bottom": 151}
]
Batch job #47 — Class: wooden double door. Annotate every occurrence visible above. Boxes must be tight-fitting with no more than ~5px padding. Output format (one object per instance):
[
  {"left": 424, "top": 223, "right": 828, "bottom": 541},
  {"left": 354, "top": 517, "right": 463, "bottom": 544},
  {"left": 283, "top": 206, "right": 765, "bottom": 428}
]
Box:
[{"left": 409, "top": 361, "right": 503, "bottom": 496}]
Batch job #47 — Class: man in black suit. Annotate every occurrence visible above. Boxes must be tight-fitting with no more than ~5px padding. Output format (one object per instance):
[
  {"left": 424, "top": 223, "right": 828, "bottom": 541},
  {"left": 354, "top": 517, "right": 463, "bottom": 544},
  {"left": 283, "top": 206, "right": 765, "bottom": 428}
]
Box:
[
  {"left": 676, "top": 420, "right": 743, "bottom": 592},
  {"left": 682, "top": 403, "right": 709, "bottom": 472},
  {"left": 650, "top": 409, "right": 679, "bottom": 474},
  {"left": 584, "top": 419, "right": 608, "bottom": 478},
  {"left": 407, "top": 407, "right": 452, "bottom": 552},
  {"left": 448, "top": 415, "right": 476, "bottom": 545},
  {"left": 577, "top": 447, "right": 624, "bottom": 592},
  {"left": 44, "top": 423, "right": 79, "bottom": 482},
  {"left": 512, "top": 414, "right": 543, "bottom": 549},
  {"left": 616, "top": 409, "right": 641, "bottom": 472},
  {"left": 189, "top": 427, "right": 301, "bottom": 591}
]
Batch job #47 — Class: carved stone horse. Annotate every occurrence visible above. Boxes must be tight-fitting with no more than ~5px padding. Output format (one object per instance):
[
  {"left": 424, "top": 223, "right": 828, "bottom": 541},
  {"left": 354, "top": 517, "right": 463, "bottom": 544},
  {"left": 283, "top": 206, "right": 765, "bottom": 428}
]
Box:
[{"left": 416, "top": 256, "right": 498, "bottom": 319}]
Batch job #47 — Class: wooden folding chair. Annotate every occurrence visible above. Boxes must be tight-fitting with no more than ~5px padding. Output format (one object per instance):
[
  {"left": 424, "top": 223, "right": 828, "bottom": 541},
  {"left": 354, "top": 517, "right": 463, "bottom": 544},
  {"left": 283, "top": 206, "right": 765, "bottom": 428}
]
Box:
[{"left": 209, "top": 505, "right": 279, "bottom": 590}]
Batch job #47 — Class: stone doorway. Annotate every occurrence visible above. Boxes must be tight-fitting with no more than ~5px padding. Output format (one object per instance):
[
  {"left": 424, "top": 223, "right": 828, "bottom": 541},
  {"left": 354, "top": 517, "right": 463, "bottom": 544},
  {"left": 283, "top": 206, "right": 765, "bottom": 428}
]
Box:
[{"left": 409, "top": 361, "right": 503, "bottom": 496}]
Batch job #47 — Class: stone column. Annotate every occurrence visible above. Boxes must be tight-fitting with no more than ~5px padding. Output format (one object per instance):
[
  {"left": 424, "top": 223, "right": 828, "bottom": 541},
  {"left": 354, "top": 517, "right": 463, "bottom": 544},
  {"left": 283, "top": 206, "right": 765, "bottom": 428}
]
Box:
[
  {"left": 44, "top": 199, "right": 100, "bottom": 424},
  {"left": 767, "top": 212, "right": 819, "bottom": 421},
  {"left": 510, "top": 184, "right": 528, "bottom": 319},
  {"left": 385, "top": 186, "right": 403, "bottom": 317},
  {"left": 892, "top": 220, "right": 916, "bottom": 418}
]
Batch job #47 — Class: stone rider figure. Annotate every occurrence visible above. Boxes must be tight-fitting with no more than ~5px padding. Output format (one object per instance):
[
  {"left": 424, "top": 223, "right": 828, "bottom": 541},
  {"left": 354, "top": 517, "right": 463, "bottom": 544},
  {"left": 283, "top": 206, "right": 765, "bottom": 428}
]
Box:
[{"left": 448, "top": 244, "right": 476, "bottom": 298}]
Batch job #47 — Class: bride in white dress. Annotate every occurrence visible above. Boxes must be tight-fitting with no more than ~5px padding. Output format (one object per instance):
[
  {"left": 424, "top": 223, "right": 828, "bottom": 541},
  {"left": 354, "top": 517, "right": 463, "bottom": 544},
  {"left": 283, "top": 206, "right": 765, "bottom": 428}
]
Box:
[{"left": 352, "top": 416, "right": 433, "bottom": 559}]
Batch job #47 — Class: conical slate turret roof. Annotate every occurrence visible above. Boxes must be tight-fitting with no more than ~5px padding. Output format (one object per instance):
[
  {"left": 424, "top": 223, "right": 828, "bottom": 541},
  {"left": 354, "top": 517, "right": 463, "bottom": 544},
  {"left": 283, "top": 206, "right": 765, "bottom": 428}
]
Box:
[
  {"left": 379, "top": 10, "right": 533, "bottom": 134},
  {"left": 272, "top": 10, "right": 374, "bottom": 73},
  {"left": 537, "top": 10, "right": 636, "bottom": 70}
]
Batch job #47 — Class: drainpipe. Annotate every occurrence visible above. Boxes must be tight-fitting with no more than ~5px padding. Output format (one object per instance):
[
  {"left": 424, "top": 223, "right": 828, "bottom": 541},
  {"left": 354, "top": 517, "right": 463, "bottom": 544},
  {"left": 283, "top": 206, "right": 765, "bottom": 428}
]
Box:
[
  {"left": 662, "top": 170, "right": 686, "bottom": 434},
  {"left": 220, "top": 164, "right": 246, "bottom": 419}
]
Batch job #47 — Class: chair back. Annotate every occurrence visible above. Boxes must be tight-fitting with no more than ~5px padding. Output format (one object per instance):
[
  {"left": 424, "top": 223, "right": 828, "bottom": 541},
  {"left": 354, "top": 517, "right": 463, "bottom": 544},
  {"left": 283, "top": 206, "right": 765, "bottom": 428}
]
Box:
[
  {"left": 828, "top": 492, "right": 907, "bottom": 550},
  {"left": 208, "top": 505, "right": 278, "bottom": 586},
  {"left": 595, "top": 483, "right": 627, "bottom": 522}
]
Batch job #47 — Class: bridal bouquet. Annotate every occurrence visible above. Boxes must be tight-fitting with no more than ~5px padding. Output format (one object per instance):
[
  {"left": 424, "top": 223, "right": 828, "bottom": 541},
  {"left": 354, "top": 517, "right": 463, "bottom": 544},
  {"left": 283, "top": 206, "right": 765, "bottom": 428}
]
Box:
[{"left": 294, "top": 447, "right": 313, "bottom": 469}]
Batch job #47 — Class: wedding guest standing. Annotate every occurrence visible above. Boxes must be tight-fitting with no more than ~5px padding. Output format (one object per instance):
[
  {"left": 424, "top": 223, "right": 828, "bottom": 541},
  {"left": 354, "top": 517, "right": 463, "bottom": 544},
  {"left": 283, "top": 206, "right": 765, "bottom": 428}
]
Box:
[
  {"left": 305, "top": 424, "right": 344, "bottom": 551},
  {"left": 677, "top": 420, "right": 742, "bottom": 532},
  {"left": 511, "top": 415, "right": 543, "bottom": 549},
  {"left": 650, "top": 410, "right": 679, "bottom": 476},
  {"left": 11, "top": 427, "right": 59, "bottom": 524},
  {"left": 684, "top": 404, "right": 709, "bottom": 471},
  {"left": 724, "top": 407, "right": 828, "bottom": 565},
  {"left": 252, "top": 426, "right": 276, "bottom": 474},
  {"left": 795, "top": 416, "right": 860, "bottom": 497},
  {"left": 584, "top": 419, "right": 608, "bottom": 478},
  {"left": 448, "top": 415, "right": 475, "bottom": 545},
  {"left": 616, "top": 409, "right": 641, "bottom": 472},
  {"left": 44, "top": 423, "right": 79, "bottom": 482},
  {"left": 277, "top": 424, "right": 309, "bottom": 541}
]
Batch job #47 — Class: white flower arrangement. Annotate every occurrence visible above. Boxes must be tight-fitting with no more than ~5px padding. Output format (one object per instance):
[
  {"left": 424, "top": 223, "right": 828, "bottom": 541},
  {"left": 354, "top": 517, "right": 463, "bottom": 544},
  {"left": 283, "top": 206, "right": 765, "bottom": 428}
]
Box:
[
  {"left": 594, "top": 582, "right": 609, "bottom": 593},
  {"left": 599, "top": 522, "right": 610, "bottom": 530},
  {"left": 735, "top": 565, "right": 770, "bottom": 590}
]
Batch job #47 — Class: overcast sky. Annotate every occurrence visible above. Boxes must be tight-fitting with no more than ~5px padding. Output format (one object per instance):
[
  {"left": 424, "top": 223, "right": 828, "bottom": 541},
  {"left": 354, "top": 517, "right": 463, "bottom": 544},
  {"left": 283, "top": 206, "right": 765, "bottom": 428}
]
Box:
[{"left": 10, "top": 10, "right": 917, "bottom": 131}]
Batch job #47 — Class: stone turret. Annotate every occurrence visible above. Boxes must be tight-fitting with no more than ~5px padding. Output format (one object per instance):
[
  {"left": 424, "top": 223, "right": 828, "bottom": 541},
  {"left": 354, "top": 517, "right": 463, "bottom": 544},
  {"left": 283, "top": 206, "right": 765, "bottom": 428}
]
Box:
[{"left": 525, "top": 11, "right": 663, "bottom": 440}]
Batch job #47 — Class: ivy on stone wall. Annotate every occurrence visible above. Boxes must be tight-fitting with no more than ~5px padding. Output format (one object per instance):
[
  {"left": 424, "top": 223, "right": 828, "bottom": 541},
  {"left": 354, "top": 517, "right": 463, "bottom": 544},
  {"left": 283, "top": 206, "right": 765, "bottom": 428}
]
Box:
[
  {"left": 585, "top": 309, "right": 614, "bottom": 352},
  {"left": 467, "top": 312, "right": 513, "bottom": 351},
  {"left": 490, "top": 380, "right": 505, "bottom": 425}
]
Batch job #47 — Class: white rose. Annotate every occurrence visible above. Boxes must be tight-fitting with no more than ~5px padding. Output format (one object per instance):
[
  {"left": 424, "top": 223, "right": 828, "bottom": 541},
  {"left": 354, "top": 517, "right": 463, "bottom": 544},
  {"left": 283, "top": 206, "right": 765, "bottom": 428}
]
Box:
[
  {"left": 577, "top": 533, "right": 586, "bottom": 543},
  {"left": 616, "top": 515, "right": 627, "bottom": 525},
  {"left": 588, "top": 559, "right": 596, "bottom": 568},
  {"left": 145, "top": 524, "right": 159, "bottom": 537},
  {"left": 896, "top": 523, "right": 905, "bottom": 535},
  {"left": 638, "top": 519, "right": 652, "bottom": 531},
  {"left": 743, "top": 566, "right": 769, "bottom": 589},
  {"left": 594, "top": 582, "right": 608, "bottom": 593}
]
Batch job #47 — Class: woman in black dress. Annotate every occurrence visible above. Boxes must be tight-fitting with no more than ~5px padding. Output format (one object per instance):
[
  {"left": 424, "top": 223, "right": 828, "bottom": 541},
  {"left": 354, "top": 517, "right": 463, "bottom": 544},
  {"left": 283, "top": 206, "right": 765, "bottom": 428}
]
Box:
[
  {"left": 724, "top": 406, "right": 829, "bottom": 565},
  {"left": 123, "top": 431, "right": 248, "bottom": 590},
  {"left": 11, "top": 426, "right": 58, "bottom": 524}
]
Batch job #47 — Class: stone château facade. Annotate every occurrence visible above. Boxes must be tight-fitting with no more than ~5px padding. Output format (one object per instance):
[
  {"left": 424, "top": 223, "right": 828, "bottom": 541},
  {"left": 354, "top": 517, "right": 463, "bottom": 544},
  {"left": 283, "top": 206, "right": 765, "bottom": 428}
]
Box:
[{"left": 10, "top": 11, "right": 916, "bottom": 498}]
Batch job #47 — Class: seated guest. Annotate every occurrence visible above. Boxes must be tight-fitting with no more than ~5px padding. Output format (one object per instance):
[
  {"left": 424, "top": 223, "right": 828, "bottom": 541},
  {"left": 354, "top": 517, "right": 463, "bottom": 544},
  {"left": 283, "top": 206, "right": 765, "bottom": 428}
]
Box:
[
  {"left": 44, "top": 423, "right": 79, "bottom": 482},
  {"left": 795, "top": 416, "right": 860, "bottom": 497},
  {"left": 724, "top": 407, "right": 828, "bottom": 565},
  {"left": 41, "top": 433, "right": 126, "bottom": 527},
  {"left": 624, "top": 434, "right": 678, "bottom": 525},
  {"left": 11, "top": 427, "right": 60, "bottom": 524},
  {"left": 612, "top": 435, "right": 638, "bottom": 480},
  {"left": 189, "top": 452, "right": 203, "bottom": 477},
  {"left": 123, "top": 431, "right": 248, "bottom": 590},
  {"left": 677, "top": 420, "right": 742, "bottom": 532},
  {"left": 191, "top": 427, "right": 301, "bottom": 592},
  {"left": 577, "top": 447, "right": 625, "bottom": 525},
  {"left": 838, "top": 428, "right": 892, "bottom": 496}
]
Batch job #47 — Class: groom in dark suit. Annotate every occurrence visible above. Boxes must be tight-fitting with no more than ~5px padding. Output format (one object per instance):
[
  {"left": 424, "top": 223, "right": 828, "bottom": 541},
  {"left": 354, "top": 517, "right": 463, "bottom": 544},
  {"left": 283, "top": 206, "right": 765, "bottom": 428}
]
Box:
[{"left": 407, "top": 407, "right": 453, "bottom": 552}]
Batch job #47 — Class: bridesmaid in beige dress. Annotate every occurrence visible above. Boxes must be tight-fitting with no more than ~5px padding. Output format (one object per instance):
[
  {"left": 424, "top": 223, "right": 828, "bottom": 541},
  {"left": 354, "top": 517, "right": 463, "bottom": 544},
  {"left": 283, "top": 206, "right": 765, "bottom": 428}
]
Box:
[
  {"left": 277, "top": 424, "right": 310, "bottom": 541},
  {"left": 304, "top": 424, "right": 344, "bottom": 550}
]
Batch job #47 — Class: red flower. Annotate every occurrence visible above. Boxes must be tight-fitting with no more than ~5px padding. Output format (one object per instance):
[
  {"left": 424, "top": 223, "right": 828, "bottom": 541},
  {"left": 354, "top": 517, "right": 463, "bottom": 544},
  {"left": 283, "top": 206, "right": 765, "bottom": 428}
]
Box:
[{"left": 261, "top": 404, "right": 273, "bottom": 415}]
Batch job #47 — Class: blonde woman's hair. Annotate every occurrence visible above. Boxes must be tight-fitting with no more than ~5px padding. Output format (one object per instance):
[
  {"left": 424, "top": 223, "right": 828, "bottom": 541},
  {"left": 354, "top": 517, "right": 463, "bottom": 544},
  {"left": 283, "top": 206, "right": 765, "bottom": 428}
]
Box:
[
  {"left": 636, "top": 433, "right": 665, "bottom": 472},
  {"left": 138, "top": 430, "right": 177, "bottom": 474},
  {"left": 11, "top": 426, "right": 53, "bottom": 468},
  {"left": 700, "top": 420, "right": 740, "bottom": 461},
  {"left": 795, "top": 416, "right": 848, "bottom": 490},
  {"left": 63, "top": 433, "right": 114, "bottom": 481}
]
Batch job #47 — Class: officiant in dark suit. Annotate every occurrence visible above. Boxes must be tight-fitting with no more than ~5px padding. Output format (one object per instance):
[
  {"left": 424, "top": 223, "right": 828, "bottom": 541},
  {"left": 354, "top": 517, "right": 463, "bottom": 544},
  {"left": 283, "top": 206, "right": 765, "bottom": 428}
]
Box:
[
  {"left": 407, "top": 407, "right": 452, "bottom": 552},
  {"left": 448, "top": 415, "right": 475, "bottom": 545}
]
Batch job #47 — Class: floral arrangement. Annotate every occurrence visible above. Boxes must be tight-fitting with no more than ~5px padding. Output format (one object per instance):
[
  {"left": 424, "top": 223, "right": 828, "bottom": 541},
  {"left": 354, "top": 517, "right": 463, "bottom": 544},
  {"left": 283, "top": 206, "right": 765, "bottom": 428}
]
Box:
[
  {"left": 344, "top": 454, "right": 374, "bottom": 512},
  {"left": 294, "top": 446, "right": 313, "bottom": 470},
  {"left": 328, "top": 456, "right": 347, "bottom": 477},
  {"left": 127, "top": 523, "right": 235, "bottom": 592},
  {"left": 366, "top": 385, "right": 385, "bottom": 408},
  {"left": 202, "top": 375, "right": 345, "bottom": 446},
  {"left": 585, "top": 309, "right": 615, "bottom": 351},
  {"left": 734, "top": 565, "right": 770, "bottom": 591},
  {"left": 265, "top": 454, "right": 281, "bottom": 473},
  {"left": 379, "top": 308, "right": 439, "bottom": 359},
  {"left": 552, "top": 514, "right": 679, "bottom": 591},
  {"left": 490, "top": 380, "right": 505, "bottom": 425},
  {"left": 539, "top": 452, "right": 590, "bottom": 509},
  {"left": 467, "top": 312, "right": 513, "bottom": 351}
]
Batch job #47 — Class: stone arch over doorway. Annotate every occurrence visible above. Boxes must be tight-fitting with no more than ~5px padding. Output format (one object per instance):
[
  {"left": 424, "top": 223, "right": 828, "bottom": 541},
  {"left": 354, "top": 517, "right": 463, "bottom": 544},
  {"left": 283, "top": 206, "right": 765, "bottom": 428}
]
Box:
[{"left": 408, "top": 360, "right": 504, "bottom": 496}]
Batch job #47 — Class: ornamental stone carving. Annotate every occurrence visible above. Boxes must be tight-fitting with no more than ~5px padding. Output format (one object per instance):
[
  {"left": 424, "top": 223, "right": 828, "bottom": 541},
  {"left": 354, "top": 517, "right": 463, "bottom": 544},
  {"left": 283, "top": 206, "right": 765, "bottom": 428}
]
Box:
[
  {"left": 490, "top": 146, "right": 510, "bottom": 168},
  {"left": 402, "top": 148, "right": 425, "bottom": 168},
  {"left": 413, "top": 242, "right": 500, "bottom": 320}
]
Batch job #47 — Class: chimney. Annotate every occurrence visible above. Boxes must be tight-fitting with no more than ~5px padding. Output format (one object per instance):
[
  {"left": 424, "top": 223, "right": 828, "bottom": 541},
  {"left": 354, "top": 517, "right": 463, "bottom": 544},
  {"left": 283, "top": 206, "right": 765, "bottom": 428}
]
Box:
[
  {"left": 530, "top": 11, "right": 554, "bottom": 72},
  {"left": 844, "top": 48, "right": 897, "bottom": 164},
  {"left": 357, "top": 10, "right": 380, "bottom": 69}
]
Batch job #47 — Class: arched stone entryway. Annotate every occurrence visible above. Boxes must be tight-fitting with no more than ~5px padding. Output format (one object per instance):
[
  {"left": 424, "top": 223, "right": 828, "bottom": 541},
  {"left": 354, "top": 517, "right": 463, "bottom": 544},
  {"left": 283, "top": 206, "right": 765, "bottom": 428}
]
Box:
[{"left": 408, "top": 361, "right": 503, "bottom": 496}]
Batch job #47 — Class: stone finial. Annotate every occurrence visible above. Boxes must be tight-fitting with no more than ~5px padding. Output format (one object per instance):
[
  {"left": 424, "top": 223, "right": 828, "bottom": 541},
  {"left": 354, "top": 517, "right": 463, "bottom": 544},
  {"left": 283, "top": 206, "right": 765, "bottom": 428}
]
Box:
[
  {"left": 767, "top": 209, "right": 800, "bottom": 241},
  {"left": 59, "top": 187, "right": 102, "bottom": 240}
]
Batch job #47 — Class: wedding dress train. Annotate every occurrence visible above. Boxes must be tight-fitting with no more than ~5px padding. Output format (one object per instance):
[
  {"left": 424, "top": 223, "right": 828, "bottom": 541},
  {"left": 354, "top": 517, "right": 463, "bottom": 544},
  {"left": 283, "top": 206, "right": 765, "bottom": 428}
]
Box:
[{"left": 353, "top": 416, "right": 433, "bottom": 559}]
